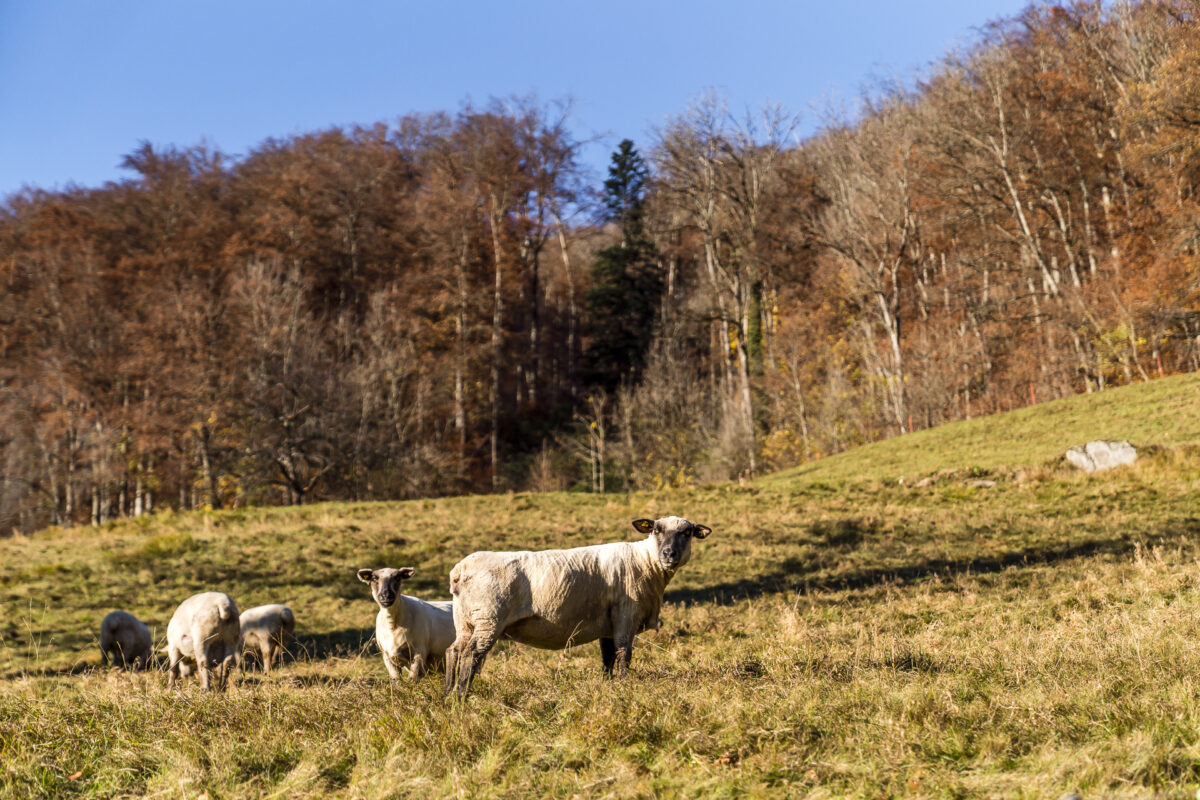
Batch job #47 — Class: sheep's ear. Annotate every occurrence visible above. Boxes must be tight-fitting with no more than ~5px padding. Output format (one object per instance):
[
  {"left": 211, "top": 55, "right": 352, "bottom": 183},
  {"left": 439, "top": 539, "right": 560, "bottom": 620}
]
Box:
[
  {"left": 691, "top": 524, "right": 712, "bottom": 539},
  {"left": 632, "top": 518, "right": 656, "bottom": 534},
  {"left": 356, "top": 569, "right": 374, "bottom": 583},
  {"left": 397, "top": 567, "right": 415, "bottom": 579}
]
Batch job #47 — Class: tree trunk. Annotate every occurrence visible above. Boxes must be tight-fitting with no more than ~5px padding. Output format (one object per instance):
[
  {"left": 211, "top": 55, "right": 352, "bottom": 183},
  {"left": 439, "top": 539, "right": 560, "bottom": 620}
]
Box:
[
  {"left": 488, "top": 193, "right": 505, "bottom": 491},
  {"left": 454, "top": 237, "right": 469, "bottom": 471},
  {"left": 198, "top": 425, "right": 219, "bottom": 509},
  {"left": 552, "top": 211, "right": 578, "bottom": 402}
]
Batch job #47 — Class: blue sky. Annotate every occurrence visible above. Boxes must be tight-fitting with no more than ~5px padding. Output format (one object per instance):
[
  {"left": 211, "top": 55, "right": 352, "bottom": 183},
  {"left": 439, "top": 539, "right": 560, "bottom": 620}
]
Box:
[{"left": 0, "top": 0, "right": 1031, "bottom": 196}]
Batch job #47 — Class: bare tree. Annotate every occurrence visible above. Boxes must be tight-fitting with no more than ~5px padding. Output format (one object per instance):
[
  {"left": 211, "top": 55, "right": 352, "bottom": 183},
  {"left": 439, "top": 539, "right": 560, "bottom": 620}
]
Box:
[{"left": 654, "top": 92, "right": 798, "bottom": 476}]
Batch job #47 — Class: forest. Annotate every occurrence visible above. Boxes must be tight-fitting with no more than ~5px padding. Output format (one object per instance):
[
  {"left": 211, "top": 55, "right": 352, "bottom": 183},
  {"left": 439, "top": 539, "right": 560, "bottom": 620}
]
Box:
[{"left": 3, "top": 0, "right": 1199, "bottom": 531}]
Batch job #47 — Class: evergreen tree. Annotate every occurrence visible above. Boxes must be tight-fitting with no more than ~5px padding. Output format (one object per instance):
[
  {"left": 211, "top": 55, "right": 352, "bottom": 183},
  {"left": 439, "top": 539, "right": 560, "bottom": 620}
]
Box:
[
  {"left": 603, "top": 139, "right": 649, "bottom": 237},
  {"left": 584, "top": 140, "right": 663, "bottom": 391}
]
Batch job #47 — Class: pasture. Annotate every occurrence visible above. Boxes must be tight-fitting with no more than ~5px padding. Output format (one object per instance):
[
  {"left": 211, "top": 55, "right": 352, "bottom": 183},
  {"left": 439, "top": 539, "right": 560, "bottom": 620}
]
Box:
[{"left": 4, "top": 374, "right": 1200, "bottom": 798}]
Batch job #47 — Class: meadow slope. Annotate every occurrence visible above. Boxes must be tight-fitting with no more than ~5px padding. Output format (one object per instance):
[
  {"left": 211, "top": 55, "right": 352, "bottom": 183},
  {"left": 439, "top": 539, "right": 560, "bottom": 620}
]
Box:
[{"left": 2, "top": 377, "right": 1200, "bottom": 798}]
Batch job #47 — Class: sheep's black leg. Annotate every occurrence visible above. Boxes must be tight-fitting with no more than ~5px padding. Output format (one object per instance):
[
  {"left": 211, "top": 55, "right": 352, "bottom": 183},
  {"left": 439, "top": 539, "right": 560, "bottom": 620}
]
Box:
[
  {"left": 600, "top": 637, "right": 616, "bottom": 677},
  {"left": 611, "top": 619, "right": 636, "bottom": 679},
  {"left": 614, "top": 638, "right": 634, "bottom": 678}
]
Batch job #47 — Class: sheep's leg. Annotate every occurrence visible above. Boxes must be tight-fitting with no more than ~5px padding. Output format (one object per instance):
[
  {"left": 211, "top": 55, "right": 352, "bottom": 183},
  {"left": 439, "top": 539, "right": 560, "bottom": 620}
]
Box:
[
  {"left": 600, "top": 638, "right": 617, "bottom": 677},
  {"left": 614, "top": 638, "right": 634, "bottom": 678},
  {"left": 380, "top": 649, "right": 401, "bottom": 681},
  {"left": 611, "top": 619, "right": 636, "bottom": 679},
  {"left": 409, "top": 653, "right": 426, "bottom": 682},
  {"left": 167, "top": 645, "right": 182, "bottom": 689},
  {"left": 261, "top": 642, "right": 274, "bottom": 674},
  {"left": 443, "top": 633, "right": 470, "bottom": 696},
  {"left": 455, "top": 626, "right": 499, "bottom": 698},
  {"left": 100, "top": 647, "right": 110, "bottom": 668},
  {"left": 198, "top": 657, "right": 211, "bottom": 691},
  {"left": 219, "top": 654, "right": 235, "bottom": 691}
]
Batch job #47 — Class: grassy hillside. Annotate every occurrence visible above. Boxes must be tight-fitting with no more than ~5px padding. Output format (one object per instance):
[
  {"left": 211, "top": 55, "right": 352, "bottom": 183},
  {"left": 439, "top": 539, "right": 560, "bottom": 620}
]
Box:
[
  {"left": 3, "top": 377, "right": 1200, "bottom": 798},
  {"left": 764, "top": 371, "right": 1200, "bottom": 487}
]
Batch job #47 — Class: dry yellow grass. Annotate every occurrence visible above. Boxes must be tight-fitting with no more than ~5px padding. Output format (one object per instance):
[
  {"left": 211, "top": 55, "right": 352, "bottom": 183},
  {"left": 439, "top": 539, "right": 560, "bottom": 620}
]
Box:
[{"left": 3, "top": 420, "right": 1200, "bottom": 796}]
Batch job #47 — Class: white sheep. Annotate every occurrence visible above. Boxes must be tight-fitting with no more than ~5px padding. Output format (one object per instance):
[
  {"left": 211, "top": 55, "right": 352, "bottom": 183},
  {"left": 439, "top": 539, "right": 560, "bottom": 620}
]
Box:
[
  {"left": 238, "top": 604, "right": 295, "bottom": 673},
  {"left": 166, "top": 591, "right": 241, "bottom": 691},
  {"left": 99, "top": 610, "right": 153, "bottom": 670},
  {"left": 356, "top": 567, "right": 456, "bottom": 681},
  {"left": 444, "top": 515, "right": 711, "bottom": 697}
]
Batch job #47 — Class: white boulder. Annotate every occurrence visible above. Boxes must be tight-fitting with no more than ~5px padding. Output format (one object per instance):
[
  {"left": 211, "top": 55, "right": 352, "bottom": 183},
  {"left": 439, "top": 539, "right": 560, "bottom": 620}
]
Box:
[{"left": 1065, "top": 440, "right": 1137, "bottom": 472}]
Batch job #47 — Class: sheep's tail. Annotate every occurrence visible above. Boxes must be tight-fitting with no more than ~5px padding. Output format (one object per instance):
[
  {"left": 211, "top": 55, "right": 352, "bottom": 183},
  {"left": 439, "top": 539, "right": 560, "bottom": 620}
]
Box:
[
  {"left": 449, "top": 564, "right": 462, "bottom": 597},
  {"left": 218, "top": 604, "right": 234, "bottom": 622}
]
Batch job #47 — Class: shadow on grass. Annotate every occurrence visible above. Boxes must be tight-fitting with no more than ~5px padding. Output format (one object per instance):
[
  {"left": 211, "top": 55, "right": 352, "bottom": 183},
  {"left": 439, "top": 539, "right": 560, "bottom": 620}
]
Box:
[
  {"left": 2, "top": 628, "right": 376, "bottom": 680},
  {"left": 667, "top": 516, "right": 1200, "bottom": 607},
  {"left": 1, "top": 660, "right": 142, "bottom": 681},
  {"left": 288, "top": 627, "right": 375, "bottom": 663},
  {"left": 234, "top": 672, "right": 364, "bottom": 690}
]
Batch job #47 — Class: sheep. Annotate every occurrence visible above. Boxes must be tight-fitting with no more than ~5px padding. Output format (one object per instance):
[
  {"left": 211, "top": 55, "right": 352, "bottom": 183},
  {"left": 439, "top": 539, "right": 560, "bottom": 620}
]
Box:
[
  {"left": 356, "top": 567, "right": 456, "bottom": 681},
  {"left": 99, "top": 610, "right": 153, "bottom": 670},
  {"left": 444, "top": 515, "right": 712, "bottom": 698},
  {"left": 166, "top": 592, "right": 241, "bottom": 691},
  {"left": 238, "top": 604, "right": 295, "bottom": 673}
]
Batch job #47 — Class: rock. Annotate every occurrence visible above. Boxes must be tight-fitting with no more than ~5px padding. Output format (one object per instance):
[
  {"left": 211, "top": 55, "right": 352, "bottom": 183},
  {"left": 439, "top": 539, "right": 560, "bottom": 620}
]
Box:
[
  {"left": 1065, "top": 440, "right": 1137, "bottom": 472},
  {"left": 914, "top": 477, "right": 934, "bottom": 488},
  {"left": 967, "top": 479, "right": 997, "bottom": 488}
]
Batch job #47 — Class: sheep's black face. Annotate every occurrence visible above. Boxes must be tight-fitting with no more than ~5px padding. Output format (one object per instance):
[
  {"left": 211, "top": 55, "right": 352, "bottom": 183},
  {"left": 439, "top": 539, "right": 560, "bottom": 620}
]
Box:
[
  {"left": 632, "top": 516, "right": 712, "bottom": 572},
  {"left": 356, "top": 566, "right": 415, "bottom": 609}
]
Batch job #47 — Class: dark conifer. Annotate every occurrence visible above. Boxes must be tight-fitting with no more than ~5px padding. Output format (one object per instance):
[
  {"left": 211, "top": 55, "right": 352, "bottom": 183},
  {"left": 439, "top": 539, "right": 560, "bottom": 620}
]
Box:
[{"left": 584, "top": 140, "right": 663, "bottom": 391}]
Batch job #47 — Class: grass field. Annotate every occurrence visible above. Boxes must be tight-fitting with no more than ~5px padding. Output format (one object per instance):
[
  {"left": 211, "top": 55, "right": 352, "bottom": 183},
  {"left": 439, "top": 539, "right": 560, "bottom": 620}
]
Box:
[
  {"left": 765, "top": 371, "right": 1200, "bottom": 488},
  {"left": 3, "top": 374, "right": 1200, "bottom": 798}
]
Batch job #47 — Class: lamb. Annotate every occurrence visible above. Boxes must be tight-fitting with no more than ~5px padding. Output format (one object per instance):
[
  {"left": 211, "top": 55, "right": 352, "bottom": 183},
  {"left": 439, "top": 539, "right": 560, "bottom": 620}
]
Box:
[
  {"left": 356, "top": 567, "right": 456, "bottom": 681},
  {"left": 444, "top": 515, "right": 712, "bottom": 698},
  {"left": 166, "top": 591, "right": 241, "bottom": 691},
  {"left": 99, "top": 610, "right": 153, "bottom": 670},
  {"left": 238, "top": 604, "right": 295, "bottom": 673}
]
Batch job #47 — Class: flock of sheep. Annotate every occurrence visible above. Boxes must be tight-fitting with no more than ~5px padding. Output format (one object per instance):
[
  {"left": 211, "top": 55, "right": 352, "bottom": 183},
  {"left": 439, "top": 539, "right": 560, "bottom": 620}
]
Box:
[
  {"left": 99, "top": 599, "right": 294, "bottom": 691},
  {"left": 98, "top": 515, "right": 712, "bottom": 698}
]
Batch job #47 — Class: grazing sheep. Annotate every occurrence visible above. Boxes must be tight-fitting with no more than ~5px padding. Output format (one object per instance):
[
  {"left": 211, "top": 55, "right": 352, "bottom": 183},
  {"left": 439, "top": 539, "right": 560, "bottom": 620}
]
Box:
[
  {"left": 166, "top": 592, "right": 240, "bottom": 691},
  {"left": 99, "top": 610, "right": 153, "bottom": 670},
  {"left": 356, "top": 567, "right": 455, "bottom": 681},
  {"left": 238, "top": 604, "right": 295, "bottom": 673},
  {"left": 444, "top": 515, "right": 712, "bottom": 698}
]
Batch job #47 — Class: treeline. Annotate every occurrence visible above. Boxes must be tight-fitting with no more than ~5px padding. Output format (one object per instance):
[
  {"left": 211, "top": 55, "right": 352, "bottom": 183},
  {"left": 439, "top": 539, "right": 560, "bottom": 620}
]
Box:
[{"left": 3, "top": 1, "right": 1200, "bottom": 531}]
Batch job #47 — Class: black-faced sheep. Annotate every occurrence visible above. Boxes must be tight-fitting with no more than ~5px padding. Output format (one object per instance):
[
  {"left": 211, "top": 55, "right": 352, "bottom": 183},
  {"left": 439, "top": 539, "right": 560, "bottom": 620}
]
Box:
[
  {"left": 444, "top": 515, "right": 711, "bottom": 697},
  {"left": 357, "top": 567, "right": 456, "bottom": 681}
]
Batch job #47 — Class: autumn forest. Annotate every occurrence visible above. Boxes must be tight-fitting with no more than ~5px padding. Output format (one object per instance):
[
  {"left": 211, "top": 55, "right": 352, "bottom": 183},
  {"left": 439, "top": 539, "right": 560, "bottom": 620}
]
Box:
[{"left": 4, "top": 1, "right": 1200, "bottom": 532}]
